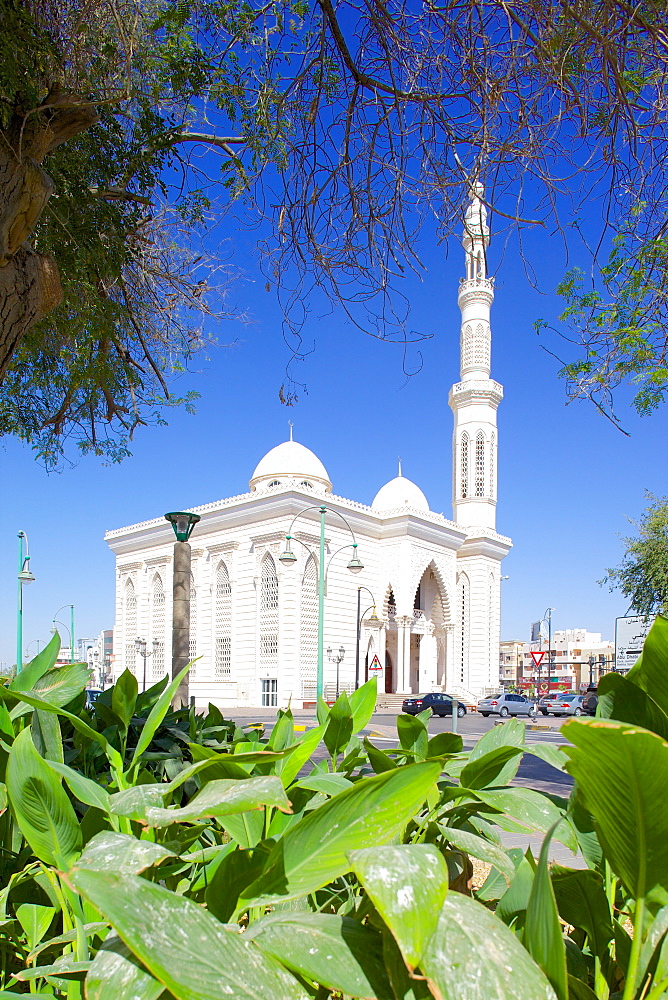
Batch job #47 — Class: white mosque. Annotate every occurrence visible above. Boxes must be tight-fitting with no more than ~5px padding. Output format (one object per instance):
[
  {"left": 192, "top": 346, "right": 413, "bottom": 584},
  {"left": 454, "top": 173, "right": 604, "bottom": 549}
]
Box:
[{"left": 105, "top": 184, "right": 511, "bottom": 707}]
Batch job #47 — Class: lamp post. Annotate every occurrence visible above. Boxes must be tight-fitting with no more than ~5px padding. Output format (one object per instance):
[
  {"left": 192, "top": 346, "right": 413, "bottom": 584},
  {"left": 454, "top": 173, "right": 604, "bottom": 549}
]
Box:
[
  {"left": 50, "top": 619, "right": 72, "bottom": 663},
  {"left": 327, "top": 646, "right": 346, "bottom": 699},
  {"left": 53, "top": 604, "right": 75, "bottom": 662},
  {"left": 588, "top": 654, "right": 596, "bottom": 686},
  {"left": 280, "top": 505, "right": 363, "bottom": 703},
  {"left": 16, "top": 531, "right": 35, "bottom": 675},
  {"left": 135, "top": 637, "right": 160, "bottom": 693},
  {"left": 355, "top": 586, "right": 379, "bottom": 690},
  {"left": 25, "top": 639, "right": 42, "bottom": 660},
  {"left": 165, "top": 511, "right": 201, "bottom": 708}
]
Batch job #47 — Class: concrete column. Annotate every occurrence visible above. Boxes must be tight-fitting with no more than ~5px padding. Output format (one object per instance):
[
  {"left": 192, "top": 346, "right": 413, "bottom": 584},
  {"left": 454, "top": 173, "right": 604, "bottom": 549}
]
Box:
[
  {"left": 445, "top": 626, "right": 455, "bottom": 690},
  {"left": 172, "top": 540, "right": 191, "bottom": 707}
]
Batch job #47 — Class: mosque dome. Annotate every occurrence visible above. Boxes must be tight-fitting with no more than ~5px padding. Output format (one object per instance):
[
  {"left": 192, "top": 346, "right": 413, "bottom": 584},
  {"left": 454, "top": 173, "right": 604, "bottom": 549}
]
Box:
[
  {"left": 250, "top": 438, "right": 332, "bottom": 493},
  {"left": 372, "top": 474, "right": 430, "bottom": 513}
]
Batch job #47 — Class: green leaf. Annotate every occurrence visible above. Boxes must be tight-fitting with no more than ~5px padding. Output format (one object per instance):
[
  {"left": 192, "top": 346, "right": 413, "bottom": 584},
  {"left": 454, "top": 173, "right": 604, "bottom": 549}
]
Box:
[
  {"left": 47, "top": 760, "right": 112, "bottom": 813},
  {"left": 363, "top": 737, "right": 398, "bottom": 773},
  {"left": 9, "top": 633, "right": 59, "bottom": 692},
  {"left": 188, "top": 744, "right": 252, "bottom": 781},
  {"left": 348, "top": 677, "right": 378, "bottom": 733},
  {"left": 112, "top": 669, "right": 139, "bottom": 731},
  {"left": 6, "top": 727, "right": 82, "bottom": 869},
  {"left": 566, "top": 975, "right": 598, "bottom": 999},
  {"left": 350, "top": 844, "right": 448, "bottom": 970},
  {"left": 77, "top": 832, "right": 176, "bottom": 873},
  {"left": 420, "top": 892, "right": 557, "bottom": 1000},
  {"left": 598, "top": 670, "right": 668, "bottom": 739},
  {"left": 563, "top": 718, "right": 668, "bottom": 897},
  {"left": 246, "top": 912, "right": 392, "bottom": 998},
  {"left": 468, "top": 716, "right": 526, "bottom": 758},
  {"left": 267, "top": 708, "right": 294, "bottom": 752},
  {"left": 28, "top": 923, "right": 108, "bottom": 964},
  {"left": 129, "top": 664, "right": 190, "bottom": 769},
  {"left": 525, "top": 743, "right": 568, "bottom": 772},
  {"left": 397, "top": 713, "right": 429, "bottom": 760},
  {"left": 323, "top": 692, "right": 354, "bottom": 761},
  {"left": 86, "top": 934, "right": 167, "bottom": 1000},
  {"left": 239, "top": 762, "right": 441, "bottom": 909},
  {"left": 15, "top": 957, "right": 90, "bottom": 981},
  {"left": 476, "top": 787, "right": 576, "bottom": 850},
  {"left": 10, "top": 661, "right": 93, "bottom": 720},
  {"left": 496, "top": 851, "right": 536, "bottom": 925},
  {"left": 440, "top": 826, "right": 515, "bottom": 882},
  {"left": 16, "top": 903, "right": 55, "bottom": 951},
  {"left": 220, "top": 809, "right": 266, "bottom": 849},
  {"left": 294, "top": 773, "right": 353, "bottom": 796},
  {"left": 109, "top": 784, "right": 166, "bottom": 822},
  {"left": 316, "top": 697, "right": 330, "bottom": 725},
  {"left": 427, "top": 732, "right": 464, "bottom": 757},
  {"left": 32, "top": 707, "right": 63, "bottom": 763},
  {"left": 524, "top": 828, "right": 568, "bottom": 1000},
  {"left": 70, "top": 869, "right": 309, "bottom": 1000},
  {"left": 459, "top": 746, "right": 525, "bottom": 789},
  {"left": 280, "top": 723, "right": 327, "bottom": 787},
  {"left": 205, "top": 845, "right": 269, "bottom": 923},
  {"left": 551, "top": 866, "right": 613, "bottom": 959},
  {"left": 145, "top": 776, "right": 291, "bottom": 827},
  {"left": 625, "top": 614, "right": 668, "bottom": 716}
]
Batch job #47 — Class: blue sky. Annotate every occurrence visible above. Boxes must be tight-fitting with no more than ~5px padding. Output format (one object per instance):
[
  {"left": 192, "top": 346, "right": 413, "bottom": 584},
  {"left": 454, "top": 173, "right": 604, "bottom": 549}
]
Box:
[{"left": 2, "top": 206, "right": 666, "bottom": 667}]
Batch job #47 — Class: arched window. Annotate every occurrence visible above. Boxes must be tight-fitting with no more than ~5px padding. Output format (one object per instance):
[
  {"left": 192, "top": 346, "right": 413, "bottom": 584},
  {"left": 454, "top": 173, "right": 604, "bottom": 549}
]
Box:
[
  {"left": 268, "top": 480, "right": 281, "bottom": 488},
  {"left": 475, "top": 432, "right": 485, "bottom": 497},
  {"left": 188, "top": 573, "right": 197, "bottom": 676},
  {"left": 456, "top": 573, "right": 469, "bottom": 685},
  {"left": 151, "top": 574, "right": 165, "bottom": 680},
  {"left": 260, "top": 553, "right": 279, "bottom": 668},
  {"left": 124, "top": 578, "right": 137, "bottom": 673},
  {"left": 460, "top": 433, "right": 469, "bottom": 499},
  {"left": 215, "top": 561, "right": 232, "bottom": 679},
  {"left": 261, "top": 554, "right": 278, "bottom": 611},
  {"left": 490, "top": 432, "right": 496, "bottom": 500},
  {"left": 300, "top": 555, "right": 318, "bottom": 698}
]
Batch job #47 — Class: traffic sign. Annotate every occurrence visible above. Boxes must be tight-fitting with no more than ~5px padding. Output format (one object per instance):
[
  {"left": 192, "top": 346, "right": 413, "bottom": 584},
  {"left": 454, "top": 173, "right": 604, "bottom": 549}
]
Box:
[
  {"left": 615, "top": 615, "right": 653, "bottom": 672},
  {"left": 530, "top": 651, "right": 546, "bottom": 669},
  {"left": 368, "top": 654, "right": 383, "bottom": 673}
]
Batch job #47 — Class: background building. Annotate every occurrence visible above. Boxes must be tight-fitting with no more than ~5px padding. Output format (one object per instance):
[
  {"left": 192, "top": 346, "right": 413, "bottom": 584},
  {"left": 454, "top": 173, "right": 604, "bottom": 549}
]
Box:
[{"left": 500, "top": 627, "right": 614, "bottom": 692}]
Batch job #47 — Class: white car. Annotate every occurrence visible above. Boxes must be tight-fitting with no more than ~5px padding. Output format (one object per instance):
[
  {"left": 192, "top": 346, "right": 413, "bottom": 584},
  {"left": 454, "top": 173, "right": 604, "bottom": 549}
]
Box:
[{"left": 477, "top": 692, "right": 536, "bottom": 718}]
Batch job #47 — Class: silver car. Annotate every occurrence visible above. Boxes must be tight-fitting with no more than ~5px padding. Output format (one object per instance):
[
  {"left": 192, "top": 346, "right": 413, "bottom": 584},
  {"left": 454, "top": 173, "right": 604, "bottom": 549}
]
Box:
[
  {"left": 477, "top": 693, "right": 536, "bottom": 718},
  {"left": 538, "top": 693, "right": 583, "bottom": 717}
]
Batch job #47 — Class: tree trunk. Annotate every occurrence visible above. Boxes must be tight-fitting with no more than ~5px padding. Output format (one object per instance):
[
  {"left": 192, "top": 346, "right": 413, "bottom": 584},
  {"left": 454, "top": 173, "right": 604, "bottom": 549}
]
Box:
[{"left": 0, "top": 92, "right": 98, "bottom": 377}]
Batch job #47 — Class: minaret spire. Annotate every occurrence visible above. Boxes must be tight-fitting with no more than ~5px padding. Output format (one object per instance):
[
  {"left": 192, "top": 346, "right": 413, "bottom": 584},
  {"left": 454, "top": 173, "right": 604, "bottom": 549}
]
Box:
[{"left": 448, "top": 181, "right": 503, "bottom": 529}]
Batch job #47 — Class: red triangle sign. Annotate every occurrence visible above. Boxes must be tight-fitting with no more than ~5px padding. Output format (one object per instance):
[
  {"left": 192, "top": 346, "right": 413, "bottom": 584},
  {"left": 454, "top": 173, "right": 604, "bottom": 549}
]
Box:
[{"left": 530, "top": 651, "right": 546, "bottom": 667}]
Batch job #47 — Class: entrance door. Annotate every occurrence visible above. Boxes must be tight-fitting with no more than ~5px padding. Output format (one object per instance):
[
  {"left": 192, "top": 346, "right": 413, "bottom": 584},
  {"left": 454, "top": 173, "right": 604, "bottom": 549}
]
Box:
[{"left": 385, "top": 652, "right": 393, "bottom": 693}]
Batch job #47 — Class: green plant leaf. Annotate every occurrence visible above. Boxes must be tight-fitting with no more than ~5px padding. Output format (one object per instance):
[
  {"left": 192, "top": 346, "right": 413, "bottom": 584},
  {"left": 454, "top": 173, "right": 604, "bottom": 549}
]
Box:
[
  {"left": 145, "top": 776, "right": 291, "bottom": 827},
  {"left": 86, "top": 934, "right": 167, "bottom": 1000},
  {"left": 77, "top": 832, "right": 176, "bottom": 873},
  {"left": 323, "top": 692, "right": 354, "bottom": 761},
  {"left": 10, "top": 661, "right": 92, "bottom": 720},
  {"left": 220, "top": 809, "right": 266, "bottom": 849},
  {"left": 459, "top": 746, "right": 525, "bottom": 789},
  {"left": 70, "top": 869, "right": 309, "bottom": 1000},
  {"left": 267, "top": 708, "right": 294, "bottom": 752},
  {"left": 440, "top": 826, "right": 515, "bottom": 882},
  {"left": 598, "top": 671, "right": 668, "bottom": 739},
  {"left": 109, "top": 784, "right": 166, "bottom": 822},
  {"left": 47, "top": 760, "right": 112, "bottom": 813},
  {"left": 420, "top": 892, "right": 557, "bottom": 1000},
  {"left": 625, "top": 614, "right": 668, "bottom": 716},
  {"left": 350, "top": 844, "right": 448, "bottom": 970},
  {"left": 427, "top": 732, "right": 464, "bottom": 757},
  {"left": 476, "top": 787, "right": 576, "bottom": 850},
  {"left": 566, "top": 975, "right": 598, "bottom": 999},
  {"left": 16, "top": 903, "right": 55, "bottom": 951},
  {"left": 9, "top": 633, "right": 60, "bottom": 691},
  {"left": 239, "top": 762, "right": 441, "bottom": 909},
  {"left": 205, "top": 845, "right": 269, "bottom": 923},
  {"left": 6, "top": 727, "right": 82, "bottom": 869},
  {"left": 15, "top": 958, "right": 90, "bottom": 981},
  {"left": 280, "top": 724, "right": 327, "bottom": 787},
  {"left": 563, "top": 719, "right": 668, "bottom": 897},
  {"left": 246, "top": 912, "right": 392, "bottom": 998},
  {"left": 551, "top": 866, "right": 613, "bottom": 959},
  {"left": 112, "top": 669, "right": 139, "bottom": 731},
  {"left": 348, "top": 676, "right": 377, "bottom": 733},
  {"left": 524, "top": 828, "right": 568, "bottom": 1000},
  {"left": 28, "top": 923, "right": 108, "bottom": 964},
  {"left": 363, "top": 737, "right": 398, "bottom": 773},
  {"left": 129, "top": 664, "right": 190, "bottom": 769},
  {"left": 32, "top": 707, "right": 63, "bottom": 763},
  {"left": 468, "top": 716, "right": 526, "bottom": 758},
  {"left": 525, "top": 743, "right": 568, "bottom": 772},
  {"left": 294, "top": 773, "right": 353, "bottom": 796},
  {"left": 397, "top": 714, "right": 429, "bottom": 760},
  {"left": 496, "top": 851, "right": 536, "bottom": 925}
]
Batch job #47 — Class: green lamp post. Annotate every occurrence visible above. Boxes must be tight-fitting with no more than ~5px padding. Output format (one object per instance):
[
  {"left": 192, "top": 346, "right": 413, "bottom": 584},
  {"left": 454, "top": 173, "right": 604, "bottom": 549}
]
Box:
[
  {"left": 165, "top": 511, "right": 201, "bottom": 708},
  {"left": 280, "top": 505, "right": 363, "bottom": 703},
  {"left": 52, "top": 604, "right": 75, "bottom": 662},
  {"left": 16, "top": 531, "right": 35, "bottom": 675}
]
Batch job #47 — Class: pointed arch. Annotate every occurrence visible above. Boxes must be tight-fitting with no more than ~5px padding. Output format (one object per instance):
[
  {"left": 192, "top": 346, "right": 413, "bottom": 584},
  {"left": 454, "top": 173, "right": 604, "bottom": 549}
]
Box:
[
  {"left": 150, "top": 573, "right": 165, "bottom": 680},
  {"left": 456, "top": 572, "right": 470, "bottom": 685},
  {"left": 261, "top": 553, "right": 278, "bottom": 611},
  {"left": 490, "top": 431, "right": 496, "bottom": 500},
  {"left": 215, "top": 561, "right": 232, "bottom": 679},
  {"left": 300, "top": 555, "right": 318, "bottom": 698},
  {"left": 124, "top": 578, "right": 137, "bottom": 673},
  {"left": 460, "top": 432, "right": 469, "bottom": 499},
  {"left": 475, "top": 430, "right": 486, "bottom": 497},
  {"left": 259, "top": 552, "right": 279, "bottom": 668}
]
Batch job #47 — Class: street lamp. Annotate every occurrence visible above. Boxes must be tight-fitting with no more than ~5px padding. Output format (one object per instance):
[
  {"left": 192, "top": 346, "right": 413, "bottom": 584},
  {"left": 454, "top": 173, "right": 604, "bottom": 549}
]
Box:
[
  {"left": 16, "top": 531, "right": 35, "bottom": 675},
  {"left": 165, "top": 511, "right": 201, "bottom": 707},
  {"left": 327, "top": 646, "right": 346, "bottom": 699},
  {"left": 355, "top": 586, "right": 379, "bottom": 690},
  {"left": 280, "top": 504, "right": 364, "bottom": 702},
  {"left": 52, "top": 604, "right": 76, "bottom": 663},
  {"left": 135, "top": 637, "right": 160, "bottom": 693},
  {"left": 50, "top": 619, "right": 72, "bottom": 663}
]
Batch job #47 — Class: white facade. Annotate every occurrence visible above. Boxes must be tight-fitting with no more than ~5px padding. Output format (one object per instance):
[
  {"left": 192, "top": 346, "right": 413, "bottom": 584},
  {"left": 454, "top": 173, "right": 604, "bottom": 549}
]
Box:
[{"left": 105, "top": 188, "right": 511, "bottom": 707}]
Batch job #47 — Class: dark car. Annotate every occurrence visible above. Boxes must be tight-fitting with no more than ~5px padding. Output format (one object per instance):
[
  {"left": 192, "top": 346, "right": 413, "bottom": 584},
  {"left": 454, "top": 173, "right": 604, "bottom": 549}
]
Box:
[
  {"left": 582, "top": 686, "right": 598, "bottom": 716},
  {"left": 402, "top": 692, "right": 467, "bottom": 718}
]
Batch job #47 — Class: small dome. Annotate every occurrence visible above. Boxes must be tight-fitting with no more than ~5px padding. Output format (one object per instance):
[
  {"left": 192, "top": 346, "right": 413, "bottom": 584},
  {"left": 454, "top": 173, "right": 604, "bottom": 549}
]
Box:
[
  {"left": 250, "top": 439, "right": 332, "bottom": 492},
  {"left": 372, "top": 475, "right": 430, "bottom": 513}
]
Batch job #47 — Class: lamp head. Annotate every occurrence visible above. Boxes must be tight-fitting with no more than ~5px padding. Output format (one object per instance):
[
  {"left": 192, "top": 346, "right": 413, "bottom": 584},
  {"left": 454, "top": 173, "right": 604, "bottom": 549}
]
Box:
[
  {"left": 165, "top": 511, "right": 201, "bottom": 542},
  {"left": 347, "top": 544, "right": 364, "bottom": 574},
  {"left": 339, "top": 646, "right": 345, "bottom": 659},
  {"left": 367, "top": 606, "right": 380, "bottom": 623},
  {"left": 279, "top": 536, "right": 298, "bottom": 566},
  {"left": 327, "top": 646, "right": 332, "bottom": 658}
]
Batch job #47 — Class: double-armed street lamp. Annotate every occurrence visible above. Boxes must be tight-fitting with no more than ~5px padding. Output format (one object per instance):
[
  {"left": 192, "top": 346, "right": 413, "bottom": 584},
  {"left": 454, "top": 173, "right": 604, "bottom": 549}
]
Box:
[
  {"left": 135, "top": 637, "right": 160, "bottom": 693},
  {"left": 327, "top": 646, "right": 345, "bottom": 699},
  {"left": 51, "top": 619, "right": 73, "bottom": 662},
  {"left": 280, "top": 504, "right": 363, "bottom": 702},
  {"left": 16, "top": 531, "right": 35, "bottom": 675},
  {"left": 52, "top": 604, "right": 75, "bottom": 662},
  {"left": 355, "top": 586, "right": 379, "bottom": 690},
  {"left": 165, "top": 511, "right": 201, "bottom": 708}
]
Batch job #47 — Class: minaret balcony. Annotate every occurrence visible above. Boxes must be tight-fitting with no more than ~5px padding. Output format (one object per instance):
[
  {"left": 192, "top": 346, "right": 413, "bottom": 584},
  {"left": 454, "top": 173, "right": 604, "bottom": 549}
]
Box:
[
  {"left": 448, "top": 379, "right": 503, "bottom": 409},
  {"left": 458, "top": 277, "right": 495, "bottom": 307}
]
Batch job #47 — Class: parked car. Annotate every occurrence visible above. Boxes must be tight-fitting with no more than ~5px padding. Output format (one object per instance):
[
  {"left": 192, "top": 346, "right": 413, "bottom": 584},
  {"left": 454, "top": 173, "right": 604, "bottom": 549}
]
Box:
[
  {"left": 85, "top": 688, "right": 103, "bottom": 709},
  {"left": 538, "top": 693, "right": 584, "bottom": 717},
  {"left": 582, "top": 686, "right": 598, "bottom": 716},
  {"left": 402, "top": 693, "right": 467, "bottom": 718},
  {"left": 477, "top": 692, "right": 536, "bottom": 718}
]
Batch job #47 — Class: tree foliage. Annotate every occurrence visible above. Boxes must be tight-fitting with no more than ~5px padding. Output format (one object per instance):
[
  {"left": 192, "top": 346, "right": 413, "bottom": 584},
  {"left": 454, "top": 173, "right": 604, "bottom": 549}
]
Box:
[
  {"left": 2, "top": 0, "right": 668, "bottom": 463},
  {"left": 601, "top": 493, "right": 668, "bottom": 616}
]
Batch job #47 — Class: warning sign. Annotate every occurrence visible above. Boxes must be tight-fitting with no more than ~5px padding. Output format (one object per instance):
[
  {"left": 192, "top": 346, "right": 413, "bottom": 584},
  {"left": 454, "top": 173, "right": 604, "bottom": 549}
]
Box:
[
  {"left": 368, "top": 655, "right": 383, "bottom": 673},
  {"left": 530, "top": 651, "right": 546, "bottom": 669}
]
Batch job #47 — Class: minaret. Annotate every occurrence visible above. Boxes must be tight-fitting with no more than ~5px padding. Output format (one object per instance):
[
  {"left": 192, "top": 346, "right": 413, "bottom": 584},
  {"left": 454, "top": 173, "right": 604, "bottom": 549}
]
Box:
[{"left": 449, "top": 182, "right": 503, "bottom": 529}]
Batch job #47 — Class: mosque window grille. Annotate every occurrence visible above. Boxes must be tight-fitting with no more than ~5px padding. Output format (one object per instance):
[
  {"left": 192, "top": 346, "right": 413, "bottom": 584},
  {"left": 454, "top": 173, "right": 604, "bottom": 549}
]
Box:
[
  {"left": 260, "top": 634, "right": 278, "bottom": 661},
  {"left": 490, "top": 432, "right": 496, "bottom": 500},
  {"left": 124, "top": 579, "right": 137, "bottom": 674},
  {"left": 475, "top": 432, "right": 486, "bottom": 497},
  {"left": 259, "top": 553, "right": 279, "bottom": 667},
  {"left": 150, "top": 574, "right": 166, "bottom": 680},
  {"left": 456, "top": 574, "right": 469, "bottom": 684},
  {"left": 188, "top": 573, "right": 197, "bottom": 676},
  {"left": 460, "top": 433, "right": 469, "bottom": 499},
  {"left": 261, "top": 554, "right": 279, "bottom": 611},
  {"left": 300, "top": 556, "right": 318, "bottom": 697},
  {"left": 215, "top": 561, "right": 232, "bottom": 679},
  {"left": 473, "top": 323, "right": 490, "bottom": 368}
]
